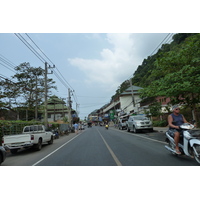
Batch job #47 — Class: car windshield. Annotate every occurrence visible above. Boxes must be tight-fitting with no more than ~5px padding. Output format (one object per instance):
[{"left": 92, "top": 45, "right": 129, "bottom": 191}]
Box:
[{"left": 133, "top": 116, "right": 149, "bottom": 120}]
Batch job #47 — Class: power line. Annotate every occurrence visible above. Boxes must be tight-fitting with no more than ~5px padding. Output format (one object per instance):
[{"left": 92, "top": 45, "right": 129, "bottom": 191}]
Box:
[
  {"left": 25, "top": 33, "right": 55, "bottom": 65},
  {"left": 0, "top": 62, "right": 16, "bottom": 73},
  {"left": 0, "top": 54, "right": 16, "bottom": 68},
  {"left": 0, "top": 74, "right": 17, "bottom": 84},
  {"left": 52, "top": 67, "right": 74, "bottom": 90},
  {"left": 23, "top": 33, "right": 75, "bottom": 91},
  {"left": 17, "top": 34, "right": 76, "bottom": 91},
  {"left": 126, "top": 33, "right": 175, "bottom": 81},
  {"left": 0, "top": 53, "right": 17, "bottom": 74},
  {"left": 150, "top": 33, "right": 174, "bottom": 56},
  {"left": 14, "top": 33, "right": 46, "bottom": 63},
  {"left": 14, "top": 33, "right": 79, "bottom": 105}
]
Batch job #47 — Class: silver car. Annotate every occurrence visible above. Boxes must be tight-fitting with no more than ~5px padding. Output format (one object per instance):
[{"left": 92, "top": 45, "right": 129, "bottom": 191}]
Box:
[
  {"left": 126, "top": 115, "right": 153, "bottom": 133},
  {"left": 0, "top": 146, "right": 7, "bottom": 165}
]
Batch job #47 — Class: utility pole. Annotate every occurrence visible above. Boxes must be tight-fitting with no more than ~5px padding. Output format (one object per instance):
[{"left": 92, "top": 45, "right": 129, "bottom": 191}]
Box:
[
  {"left": 68, "top": 88, "right": 72, "bottom": 128},
  {"left": 129, "top": 78, "right": 135, "bottom": 111},
  {"left": 76, "top": 103, "right": 79, "bottom": 118},
  {"left": 44, "top": 62, "right": 48, "bottom": 127},
  {"left": 35, "top": 75, "right": 38, "bottom": 121},
  {"left": 44, "top": 62, "right": 55, "bottom": 127}
]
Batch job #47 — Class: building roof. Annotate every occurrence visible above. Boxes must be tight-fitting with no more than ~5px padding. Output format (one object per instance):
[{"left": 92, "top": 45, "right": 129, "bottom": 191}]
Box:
[
  {"left": 39, "top": 95, "right": 71, "bottom": 113},
  {"left": 121, "top": 85, "right": 143, "bottom": 96}
]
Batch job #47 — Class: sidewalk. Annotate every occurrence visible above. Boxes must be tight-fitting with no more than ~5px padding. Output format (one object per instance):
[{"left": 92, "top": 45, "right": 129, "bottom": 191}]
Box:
[{"left": 153, "top": 127, "right": 168, "bottom": 133}]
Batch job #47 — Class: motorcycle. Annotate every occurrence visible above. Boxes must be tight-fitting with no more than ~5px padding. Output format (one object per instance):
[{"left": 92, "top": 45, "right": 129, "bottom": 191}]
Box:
[{"left": 165, "top": 123, "right": 200, "bottom": 164}]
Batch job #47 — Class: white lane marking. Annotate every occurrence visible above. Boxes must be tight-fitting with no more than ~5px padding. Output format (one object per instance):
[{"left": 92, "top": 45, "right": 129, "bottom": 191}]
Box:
[
  {"left": 96, "top": 129, "right": 122, "bottom": 166},
  {"left": 32, "top": 134, "right": 80, "bottom": 166},
  {"left": 114, "top": 128, "right": 167, "bottom": 144}
]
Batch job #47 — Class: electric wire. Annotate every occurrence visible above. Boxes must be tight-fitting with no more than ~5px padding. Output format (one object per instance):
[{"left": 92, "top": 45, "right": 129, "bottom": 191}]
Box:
[
  {"left": 14, "top": 33, "right": 46, "bottom": 63},
  {"left": 24, "top": 33, "right": 74, "bottom": 91},
  {"left": 0, "top": 53, "right": 17, "bottom": 74},
  {"left": 150, "top": 33, "right": 171, "bottom": 56},
  {"left": 126, "top": 33, "right": 175, "bottom": 81},
  {"left": 0, "top": 54, "right": 16, "bottom": 69},
  {"left": 22, "top": 34, "right": 77, "bottom": 100},
  {"left": 0, "top": 74, "right": 17, "bottom": 84},
  {"left": 0, "top": 62, "right": 16, "bottom": 73},
  {"left": 14, "top": 33, "right": 79, "bottom": 104},
  {"left": 25, "top": 33, "right": 55, "bottom": 65}
]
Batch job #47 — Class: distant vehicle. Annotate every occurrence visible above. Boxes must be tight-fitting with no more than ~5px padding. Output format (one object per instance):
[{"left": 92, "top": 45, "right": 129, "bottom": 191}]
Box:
[
  {"left": 2, "top": 125, "right": 54, "bottom": 154},
  {"left": 0, "top": 146, "right": 7, "bottom": 165},
  {"left": 88, "top": 122, "right": 92, "bottom": 128},
  {"left": 126, "top": 115, "right": 153, "bottom": 133}
]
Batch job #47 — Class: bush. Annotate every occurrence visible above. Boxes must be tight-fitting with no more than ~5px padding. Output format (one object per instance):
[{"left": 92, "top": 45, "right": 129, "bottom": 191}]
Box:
[{"left": 153, "top": 120, "right": 168, "bottom": 127}]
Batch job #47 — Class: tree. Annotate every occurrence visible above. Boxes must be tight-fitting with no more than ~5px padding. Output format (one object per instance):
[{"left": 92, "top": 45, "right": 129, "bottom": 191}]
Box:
[
  {"left": 140, "top": 34, "right": 200, "bottom": 124},
  {"left": 0, "top": 62, "right": 57, "bottom": 120},
  {"left": 149, "top": 101, "right": 162, "bottom": 118}
]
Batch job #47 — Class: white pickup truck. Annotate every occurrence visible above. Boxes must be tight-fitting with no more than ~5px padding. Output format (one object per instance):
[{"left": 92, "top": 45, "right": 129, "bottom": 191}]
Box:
[{"left": 2, "top": 125, "right": 54, "bottom": 154}]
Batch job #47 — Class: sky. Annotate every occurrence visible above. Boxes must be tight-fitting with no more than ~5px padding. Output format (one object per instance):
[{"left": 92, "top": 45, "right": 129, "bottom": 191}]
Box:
[
  {"left": 1, "top": 1, "right": 199, "bottom": 120},
  {"left": 0, "top": 33, "right": 174, "bottom": 119}
]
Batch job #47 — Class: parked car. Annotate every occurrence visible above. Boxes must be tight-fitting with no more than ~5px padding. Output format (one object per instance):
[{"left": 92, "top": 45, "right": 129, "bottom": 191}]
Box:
[
  {"left": 118, "top": 117, "right": 128, "bottom": 130},
  {"left": 0, "top": 146, "right": 7, "bottom": 165},
  {"left": 126, "top": 115, "right": 153, "bottom": 133}
]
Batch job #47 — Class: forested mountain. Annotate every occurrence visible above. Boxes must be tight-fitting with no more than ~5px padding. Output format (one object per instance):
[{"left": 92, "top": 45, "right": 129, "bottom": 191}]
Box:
[
  {"left": 111, "top": 33, "right": 200, "bottom": 124},
  {"left": 111, "top": 33, "right": 197, "bottom": 101}
]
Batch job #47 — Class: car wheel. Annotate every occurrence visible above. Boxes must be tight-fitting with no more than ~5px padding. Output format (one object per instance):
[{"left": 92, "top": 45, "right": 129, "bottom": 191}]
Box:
[
  {"left": 133, "top": 126, "right": 138, "bottom": 133},
  {"left": 0, "top": 153, "right": 2, "bottom": 164},
  {"left": 48, "top": 136, "right": 53, "bottom": 145},
  {"left": 36, "top": 139, "right": 42, "bottom": 151}
]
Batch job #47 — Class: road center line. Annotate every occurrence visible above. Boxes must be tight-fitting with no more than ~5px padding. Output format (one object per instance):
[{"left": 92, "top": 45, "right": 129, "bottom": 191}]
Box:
[
  {"left": 97, "top": 129, "right": 122, "bottom": 166},
  {"left": 32, "top": 134, "right": 80, "bottom": 166}
]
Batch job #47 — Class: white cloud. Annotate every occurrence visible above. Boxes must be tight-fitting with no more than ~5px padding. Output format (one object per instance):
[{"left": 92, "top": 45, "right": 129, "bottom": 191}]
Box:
[{"left": 68, "top": 33, "right": 141, "bottom": 93}]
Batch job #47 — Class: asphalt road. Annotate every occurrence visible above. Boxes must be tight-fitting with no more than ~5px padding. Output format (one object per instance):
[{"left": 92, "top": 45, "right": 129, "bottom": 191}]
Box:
[{"left": 1, "top": 126, "right": 199, "bottom": 166}]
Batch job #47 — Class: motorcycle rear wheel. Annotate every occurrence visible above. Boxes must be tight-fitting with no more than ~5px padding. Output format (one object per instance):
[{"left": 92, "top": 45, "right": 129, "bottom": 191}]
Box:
[
  {"left": 194, "top": 144, "right": 200, "bottom": 164},
  {"left": 167, "top": 141, "right": 176, "bottom": 155}
]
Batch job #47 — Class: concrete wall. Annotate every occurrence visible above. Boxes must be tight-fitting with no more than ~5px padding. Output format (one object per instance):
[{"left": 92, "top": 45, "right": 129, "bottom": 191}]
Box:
[{"left": 120, "top": 94, "right": 141, "bottom": 114}]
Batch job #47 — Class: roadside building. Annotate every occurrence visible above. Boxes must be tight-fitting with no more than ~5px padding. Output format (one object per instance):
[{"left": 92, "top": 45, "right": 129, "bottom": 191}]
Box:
[{"left": 39, "top": 95, "right": 77, "bottom": 124}]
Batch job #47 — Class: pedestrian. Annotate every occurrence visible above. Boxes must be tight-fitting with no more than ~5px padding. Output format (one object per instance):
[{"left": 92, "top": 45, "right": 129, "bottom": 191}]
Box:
[{"left": 73, "top": 122, "right": 79, "bottom": 134}]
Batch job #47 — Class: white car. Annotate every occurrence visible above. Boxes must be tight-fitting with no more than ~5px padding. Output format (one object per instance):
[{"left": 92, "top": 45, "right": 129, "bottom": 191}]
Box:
[{"left": 126, "top": 115, "right": 153, "bottom": 133}]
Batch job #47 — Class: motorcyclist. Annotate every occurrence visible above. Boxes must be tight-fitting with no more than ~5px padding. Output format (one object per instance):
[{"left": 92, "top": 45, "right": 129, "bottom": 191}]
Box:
[{"left": 168, "top": 105, "right": 190, "bottom": 154}]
